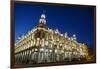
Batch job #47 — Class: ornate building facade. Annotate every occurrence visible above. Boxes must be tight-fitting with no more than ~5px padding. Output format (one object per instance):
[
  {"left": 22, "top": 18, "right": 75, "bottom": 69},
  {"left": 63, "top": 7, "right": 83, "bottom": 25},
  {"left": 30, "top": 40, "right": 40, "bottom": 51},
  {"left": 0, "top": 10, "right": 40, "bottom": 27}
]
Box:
[{"left": 15, "top": 14, "right": 89, "bottom": 64}]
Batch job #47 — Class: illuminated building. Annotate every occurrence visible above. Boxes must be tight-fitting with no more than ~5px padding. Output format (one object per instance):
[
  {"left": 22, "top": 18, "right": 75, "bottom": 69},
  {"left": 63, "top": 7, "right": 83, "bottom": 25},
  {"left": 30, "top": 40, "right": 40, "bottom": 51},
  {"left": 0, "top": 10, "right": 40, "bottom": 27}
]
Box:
[{"left": 15, "top": 13, "right": 89, "bottom": 64}]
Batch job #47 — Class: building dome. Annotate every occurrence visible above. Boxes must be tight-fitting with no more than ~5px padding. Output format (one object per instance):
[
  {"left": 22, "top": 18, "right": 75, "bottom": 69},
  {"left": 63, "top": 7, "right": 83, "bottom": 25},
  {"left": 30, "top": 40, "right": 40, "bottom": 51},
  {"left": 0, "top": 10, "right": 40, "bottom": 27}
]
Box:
[
  {"left": 39, "top": 14, "right": 46, "bottom": 25},
  {"left": 41, "top": 14, "right": 46, "bottom": 19}
]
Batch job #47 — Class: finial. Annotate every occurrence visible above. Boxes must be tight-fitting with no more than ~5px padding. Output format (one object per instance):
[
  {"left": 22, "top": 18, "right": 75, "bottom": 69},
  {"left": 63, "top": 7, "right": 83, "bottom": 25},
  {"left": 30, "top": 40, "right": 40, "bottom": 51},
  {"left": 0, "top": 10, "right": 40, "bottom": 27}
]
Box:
[
  {"left": 65, "top": 32, "right": 68, "bottom": 38},
  {"left": 40, "top": 10, "right": 46, "bottom": 19},
  {"left": 43, "top": 10, "right": 46, "bottom": 14},
  {"left": 73, "top": 34, "right": 77, "bottom": 40},
  {"left": 55, "top": 29, "right": 59, "bottom": 33}
]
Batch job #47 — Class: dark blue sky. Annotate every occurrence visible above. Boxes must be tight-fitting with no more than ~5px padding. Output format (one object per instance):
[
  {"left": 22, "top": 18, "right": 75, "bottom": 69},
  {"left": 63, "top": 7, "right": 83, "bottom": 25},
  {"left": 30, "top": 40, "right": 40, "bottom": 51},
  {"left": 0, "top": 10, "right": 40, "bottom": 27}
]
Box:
[{"left": 14, "top": 2, "right": 95, "bottom": 48}]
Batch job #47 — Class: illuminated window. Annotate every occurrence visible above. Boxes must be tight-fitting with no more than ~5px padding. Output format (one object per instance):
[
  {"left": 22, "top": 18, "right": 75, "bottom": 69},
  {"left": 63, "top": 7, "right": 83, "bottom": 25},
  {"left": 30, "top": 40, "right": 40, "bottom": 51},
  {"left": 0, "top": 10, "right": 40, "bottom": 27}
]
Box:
[
  {"left": 40, "top": 48, "right": 44, "bottom": 52},
  {"left": 45, "top": 41, "right": 48, "bottom": 46}
]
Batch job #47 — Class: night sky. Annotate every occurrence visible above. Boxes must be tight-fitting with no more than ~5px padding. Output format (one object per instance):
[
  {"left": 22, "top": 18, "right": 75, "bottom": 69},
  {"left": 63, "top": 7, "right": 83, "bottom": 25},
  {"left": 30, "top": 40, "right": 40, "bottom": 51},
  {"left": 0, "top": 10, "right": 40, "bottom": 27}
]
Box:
[{"left": 14, "top": 2, "right": 95, "bottom": 48}]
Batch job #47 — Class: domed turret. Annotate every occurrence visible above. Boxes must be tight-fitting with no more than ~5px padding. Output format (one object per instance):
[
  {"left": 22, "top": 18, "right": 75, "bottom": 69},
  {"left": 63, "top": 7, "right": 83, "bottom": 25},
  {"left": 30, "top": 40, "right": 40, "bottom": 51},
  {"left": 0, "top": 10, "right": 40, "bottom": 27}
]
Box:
[
  {"left": 41, "top": 14, "right": 46, "bottom": 19},
  {"left": 73, "top": 34, "right": 77, "bottom": 40},
  {"left": 39, "top": 14, "right": 46, "bottom": 25}
]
